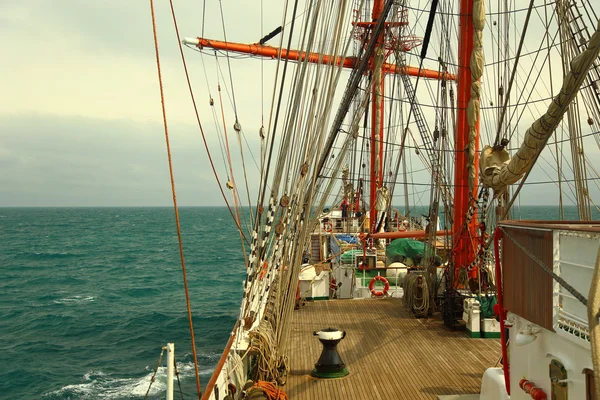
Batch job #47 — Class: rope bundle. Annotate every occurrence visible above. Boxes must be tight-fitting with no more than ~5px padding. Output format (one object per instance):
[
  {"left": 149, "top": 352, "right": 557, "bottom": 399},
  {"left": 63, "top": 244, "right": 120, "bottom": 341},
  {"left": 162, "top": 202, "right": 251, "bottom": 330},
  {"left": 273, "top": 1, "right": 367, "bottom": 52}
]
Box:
[
  {"left": 403, "top": 272, "right": 430, "bottom": 316},
  {"left": 243, "top": 380, "right": 289, "bottom": 400}
]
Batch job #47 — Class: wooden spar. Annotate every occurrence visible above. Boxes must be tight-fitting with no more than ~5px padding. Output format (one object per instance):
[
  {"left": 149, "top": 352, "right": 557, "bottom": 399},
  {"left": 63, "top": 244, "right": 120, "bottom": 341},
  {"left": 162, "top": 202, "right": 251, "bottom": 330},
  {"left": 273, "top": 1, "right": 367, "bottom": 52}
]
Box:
[
  {"left": 452, "top": 0, "right": 479, "bottom": 283},
  {"left": 370, "top": 0, "right": 386, "bottom": 234},
  {"left": 184, "top": 37, "right": 456, "bottom": 81},
  {"left": 367, "top": 229, "right": 451, "bottom": 239}
]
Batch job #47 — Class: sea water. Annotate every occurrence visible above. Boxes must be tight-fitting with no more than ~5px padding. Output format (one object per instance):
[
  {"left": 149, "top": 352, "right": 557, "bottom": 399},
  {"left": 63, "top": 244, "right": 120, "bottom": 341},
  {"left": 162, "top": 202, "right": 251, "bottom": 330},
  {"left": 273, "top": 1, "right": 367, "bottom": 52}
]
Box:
[
  {"left": 1, "top": 207, "right": 244, "bottom": 399},
  {"left": 0, "top": 206, "right": 597, "bottom": 399}
]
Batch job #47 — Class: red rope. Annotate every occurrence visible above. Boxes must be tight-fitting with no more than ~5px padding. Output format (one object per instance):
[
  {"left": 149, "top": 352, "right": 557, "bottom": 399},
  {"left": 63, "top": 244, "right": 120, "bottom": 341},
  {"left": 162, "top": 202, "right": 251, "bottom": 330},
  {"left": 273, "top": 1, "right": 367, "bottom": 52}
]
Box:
[
  {"left": 253, "top": 381, "right": 289, "bottom": 400},
  {"left": 148, "top": 1, "right": 202, "bottom": 398}
]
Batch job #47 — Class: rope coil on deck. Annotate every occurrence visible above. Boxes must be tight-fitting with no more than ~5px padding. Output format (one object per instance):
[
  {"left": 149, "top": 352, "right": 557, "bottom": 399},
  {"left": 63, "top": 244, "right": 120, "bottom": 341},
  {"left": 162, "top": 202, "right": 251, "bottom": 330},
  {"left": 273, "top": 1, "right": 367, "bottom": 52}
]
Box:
[
  {"left": 247, "top": 381, "right": 289, "bottom": 400},
  {"left": 403, "top": 273, "right": 430, "bottom": 315}
]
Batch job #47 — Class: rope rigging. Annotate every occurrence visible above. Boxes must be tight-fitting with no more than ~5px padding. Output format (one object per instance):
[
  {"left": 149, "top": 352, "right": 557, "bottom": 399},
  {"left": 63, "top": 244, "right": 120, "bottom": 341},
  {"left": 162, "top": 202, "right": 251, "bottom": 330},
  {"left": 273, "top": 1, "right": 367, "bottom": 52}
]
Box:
[
  {"left": 144, "top": 346, "right": 165, "bottom": 400},
  {"left": 148, "top": 1, "right": 202, "bottom": 396},
  {"left": 157, "top": 0, "right": 600, "bottom": 395}
]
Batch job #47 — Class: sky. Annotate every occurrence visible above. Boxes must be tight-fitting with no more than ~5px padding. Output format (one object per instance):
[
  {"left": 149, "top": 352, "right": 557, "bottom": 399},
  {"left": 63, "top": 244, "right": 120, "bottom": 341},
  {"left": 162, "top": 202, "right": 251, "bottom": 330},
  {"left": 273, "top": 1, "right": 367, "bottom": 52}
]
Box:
[
  {"left": 0, "top": 0, "right": 282, "bottom": 206},
  {"left": 1, "top": 0, "right": 598, "bottom": 207}
]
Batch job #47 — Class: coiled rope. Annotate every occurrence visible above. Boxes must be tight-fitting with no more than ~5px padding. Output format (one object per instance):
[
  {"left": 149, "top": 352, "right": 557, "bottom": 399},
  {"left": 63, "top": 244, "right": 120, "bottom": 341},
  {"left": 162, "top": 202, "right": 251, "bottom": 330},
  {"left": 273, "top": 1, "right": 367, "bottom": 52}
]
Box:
[
  {"left": 253, "top": 381, "right": 289, "bottom": 400},
  {"left": 403, "top": 273, "right": 429, "bottom": 315},
  {"left": 243, "top": 380, "right": 289, "bottom": 400}
]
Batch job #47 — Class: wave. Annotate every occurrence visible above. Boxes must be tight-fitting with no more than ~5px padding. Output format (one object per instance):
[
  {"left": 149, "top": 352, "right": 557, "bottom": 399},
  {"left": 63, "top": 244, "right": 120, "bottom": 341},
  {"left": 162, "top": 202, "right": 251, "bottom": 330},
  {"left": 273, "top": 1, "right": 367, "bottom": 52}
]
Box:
[
  {"left": 52, "top": 295, "right": 95, "bottom": 305},
  {"left": 43, "top": 362, "right": 212, "bottom": 399},
  {"left": 25, "top": 251, "right": 79, "bottom": 259},
  {"left": 123, "top": 288, "right": 160, "bottom": 298}
]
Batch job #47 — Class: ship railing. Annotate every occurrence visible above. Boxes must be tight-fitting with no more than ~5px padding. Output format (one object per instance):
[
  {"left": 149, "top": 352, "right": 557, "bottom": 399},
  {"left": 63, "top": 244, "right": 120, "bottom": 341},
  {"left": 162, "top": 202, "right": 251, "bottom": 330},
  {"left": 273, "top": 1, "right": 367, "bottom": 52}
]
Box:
[
  {"left": 354, "top": 265, "right": 405, "bottom": 298},
  {"left": 553, "top": 229, "right": 600, "bottom": 349},
  {"left": 201, "top": 322, "right": 242, "bottom": 400}
]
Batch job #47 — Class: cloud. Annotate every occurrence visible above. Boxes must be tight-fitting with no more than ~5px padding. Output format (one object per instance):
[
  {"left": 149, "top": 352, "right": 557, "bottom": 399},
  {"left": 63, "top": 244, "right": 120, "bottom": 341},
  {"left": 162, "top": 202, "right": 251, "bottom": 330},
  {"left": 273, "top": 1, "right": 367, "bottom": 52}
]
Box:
[
  {"left": 0, "top": 113, "right": 261, "bottom": 206},
  {"left": 1, "top": 0, "right": 597, "bottom": 208}
]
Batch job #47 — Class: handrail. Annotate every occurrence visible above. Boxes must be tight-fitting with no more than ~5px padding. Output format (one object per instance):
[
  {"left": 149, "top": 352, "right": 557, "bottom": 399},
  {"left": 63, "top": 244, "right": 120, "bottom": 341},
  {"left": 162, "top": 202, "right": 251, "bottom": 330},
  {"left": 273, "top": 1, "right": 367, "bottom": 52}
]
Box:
[
  {"left": 200, "top": 322, "right": 239, "bottom": 400},
  {"left": 367, "top": 229, "right": 451, "bottom": 239}
]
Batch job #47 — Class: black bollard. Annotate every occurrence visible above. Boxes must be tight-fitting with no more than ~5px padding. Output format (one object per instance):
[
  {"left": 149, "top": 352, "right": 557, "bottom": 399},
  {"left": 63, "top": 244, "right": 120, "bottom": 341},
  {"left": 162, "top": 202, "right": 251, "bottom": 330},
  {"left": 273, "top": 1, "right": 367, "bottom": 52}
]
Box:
[{"left": 311, "top": 328, "right": 349, "bottom": 378}]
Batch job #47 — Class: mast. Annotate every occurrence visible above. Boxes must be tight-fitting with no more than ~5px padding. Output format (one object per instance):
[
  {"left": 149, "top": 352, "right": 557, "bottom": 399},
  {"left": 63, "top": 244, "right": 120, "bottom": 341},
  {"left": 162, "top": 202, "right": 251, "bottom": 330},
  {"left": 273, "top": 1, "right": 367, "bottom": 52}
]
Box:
[
  {"left": 184, "top": 2, "right": 455, "bottom": 235},
  {"left": 370, "top": 0, "right": 386, "bottom": 233},
  {"left": 453, "top": 0, "right": 479, "bottom": 279}
]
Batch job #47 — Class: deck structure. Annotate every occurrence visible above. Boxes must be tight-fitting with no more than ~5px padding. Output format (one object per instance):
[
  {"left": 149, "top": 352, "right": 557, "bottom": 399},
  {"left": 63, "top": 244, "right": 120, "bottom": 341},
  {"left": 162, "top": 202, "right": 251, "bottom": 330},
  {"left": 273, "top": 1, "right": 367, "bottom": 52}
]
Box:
[{"left": 285, "top": 298, "right": 500, "bottom": 399}]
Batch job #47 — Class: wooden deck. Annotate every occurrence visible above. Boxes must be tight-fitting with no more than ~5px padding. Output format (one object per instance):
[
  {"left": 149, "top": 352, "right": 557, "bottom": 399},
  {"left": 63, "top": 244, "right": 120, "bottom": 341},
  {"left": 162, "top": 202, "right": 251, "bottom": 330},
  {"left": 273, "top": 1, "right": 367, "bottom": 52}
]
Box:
[{"left": 285, "top": 298, "right": 501, "bottom": 399}]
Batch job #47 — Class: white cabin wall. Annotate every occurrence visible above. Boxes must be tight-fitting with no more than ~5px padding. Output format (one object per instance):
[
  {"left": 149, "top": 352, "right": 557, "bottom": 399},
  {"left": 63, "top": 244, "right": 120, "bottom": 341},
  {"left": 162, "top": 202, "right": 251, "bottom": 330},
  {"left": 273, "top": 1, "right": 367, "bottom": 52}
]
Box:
[{"left": 508, "top": 314, "right": 592, "bottom": 399}]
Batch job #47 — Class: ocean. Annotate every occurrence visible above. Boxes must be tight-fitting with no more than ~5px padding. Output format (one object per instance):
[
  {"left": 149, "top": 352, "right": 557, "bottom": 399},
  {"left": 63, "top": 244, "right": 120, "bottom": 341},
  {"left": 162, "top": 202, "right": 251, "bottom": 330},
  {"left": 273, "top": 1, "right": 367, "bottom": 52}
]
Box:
[
  {"left": 1, "top": 207, "right": 245, "bottom": 399},
  {"left": 0, "top": 205, "right": 597, "bottom": 399}
]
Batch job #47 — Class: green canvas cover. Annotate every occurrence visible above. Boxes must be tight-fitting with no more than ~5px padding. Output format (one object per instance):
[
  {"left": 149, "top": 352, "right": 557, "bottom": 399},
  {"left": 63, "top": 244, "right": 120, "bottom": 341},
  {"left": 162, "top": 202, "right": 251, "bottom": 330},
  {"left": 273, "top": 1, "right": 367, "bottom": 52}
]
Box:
[
  {"left": 476, "top": 295, "right": 498, "bottom": 319},
  {"left": 386, "top": 238, "right": 425, "bottom": 261},
  {"left": 340, "top": 249, "right": 364, "bottom": 264}
]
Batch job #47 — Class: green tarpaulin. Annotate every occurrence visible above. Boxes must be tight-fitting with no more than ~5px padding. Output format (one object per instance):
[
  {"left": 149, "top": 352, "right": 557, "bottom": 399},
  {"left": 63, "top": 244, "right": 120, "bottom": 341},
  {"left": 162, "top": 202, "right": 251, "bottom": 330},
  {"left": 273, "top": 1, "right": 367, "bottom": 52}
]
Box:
[
  {"left": 386, "top": 238, "right": 425, "bottom": 262},
  {"left": 340, "top": 249, "right": 364, "bottom": 264},
  {"left": 476, "top": 295, "right": 498, "bottom": 319}
]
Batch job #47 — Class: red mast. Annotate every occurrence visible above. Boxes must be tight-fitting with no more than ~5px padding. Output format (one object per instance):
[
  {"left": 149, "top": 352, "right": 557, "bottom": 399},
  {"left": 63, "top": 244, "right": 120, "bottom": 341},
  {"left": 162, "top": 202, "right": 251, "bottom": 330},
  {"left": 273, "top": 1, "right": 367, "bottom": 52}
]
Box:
[
  {"left": 453, "top": 0, "right": 479, "bottom": 281},
  {"left": 185, "top": 2, "right": 456, "bottom": 236}
]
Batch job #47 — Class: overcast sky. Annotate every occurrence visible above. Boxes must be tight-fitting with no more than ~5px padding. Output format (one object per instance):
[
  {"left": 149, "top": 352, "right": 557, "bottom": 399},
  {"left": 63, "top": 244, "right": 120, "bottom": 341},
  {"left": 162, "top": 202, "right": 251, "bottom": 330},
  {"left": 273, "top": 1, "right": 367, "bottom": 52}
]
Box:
[
  {"left": 1, "top": 0, "right": 598, "bottom": 207},
  {"left": 0, "top": 0, "right": 284, "bottom": 206}
]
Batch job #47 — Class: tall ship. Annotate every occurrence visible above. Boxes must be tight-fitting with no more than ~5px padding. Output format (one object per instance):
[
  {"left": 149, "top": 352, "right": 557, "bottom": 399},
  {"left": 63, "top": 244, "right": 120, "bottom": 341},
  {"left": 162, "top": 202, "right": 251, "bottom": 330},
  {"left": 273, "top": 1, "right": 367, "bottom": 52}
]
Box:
[{"left": 147, "top": 0, "right": 600, "bottom": 398}]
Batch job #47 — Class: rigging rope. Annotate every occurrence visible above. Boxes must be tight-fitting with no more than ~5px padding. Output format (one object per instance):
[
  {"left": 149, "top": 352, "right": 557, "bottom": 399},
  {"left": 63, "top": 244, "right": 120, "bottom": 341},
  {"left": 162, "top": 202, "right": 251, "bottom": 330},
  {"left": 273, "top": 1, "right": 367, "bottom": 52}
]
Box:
[
  {"left": 166, "top": 0, "right": 250, "bottom": 246},
  {"left": 149, "top": 1, "right": 202, "bottom": 397},
  {"left": 218, "top": 0, "right": 241, "bottom": 122},
  {"left": 493, "top": 0, "right": 536, "bottom": 145},
  {"left": 173, "top": 355, "right": 185, "bottom": 400},
  {"left": 144, "top": 346, "right": 165, "bottom": 400}
]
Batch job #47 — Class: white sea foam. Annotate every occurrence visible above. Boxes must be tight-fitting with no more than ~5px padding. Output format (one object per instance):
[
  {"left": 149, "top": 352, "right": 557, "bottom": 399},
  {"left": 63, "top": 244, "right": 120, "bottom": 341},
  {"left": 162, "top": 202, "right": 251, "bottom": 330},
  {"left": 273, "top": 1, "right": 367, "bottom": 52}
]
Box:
[
  {"left": 45, "top": 362, "right": 208, "bottom": 399},
  {"left": 83, "top": 370, "right": 106, "bottom": 381},
  {"left": 53, "top": 295, "right": 95, "bottom": 305}
]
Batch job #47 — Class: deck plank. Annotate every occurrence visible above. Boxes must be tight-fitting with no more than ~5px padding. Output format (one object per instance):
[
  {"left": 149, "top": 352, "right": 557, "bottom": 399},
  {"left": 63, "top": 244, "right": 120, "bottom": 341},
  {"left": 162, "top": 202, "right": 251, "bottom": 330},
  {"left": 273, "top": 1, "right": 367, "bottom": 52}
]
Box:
[{"left": 284, "top": 298, "right": 500, "bottom": 399}]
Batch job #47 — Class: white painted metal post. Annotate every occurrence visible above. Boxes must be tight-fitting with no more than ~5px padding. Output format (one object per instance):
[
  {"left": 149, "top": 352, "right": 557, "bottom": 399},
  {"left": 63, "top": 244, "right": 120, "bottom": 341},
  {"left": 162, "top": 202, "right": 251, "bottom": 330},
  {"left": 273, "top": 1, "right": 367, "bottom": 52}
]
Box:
[{"left": 166, "top": 343, "right": 174, "bottom": 400}]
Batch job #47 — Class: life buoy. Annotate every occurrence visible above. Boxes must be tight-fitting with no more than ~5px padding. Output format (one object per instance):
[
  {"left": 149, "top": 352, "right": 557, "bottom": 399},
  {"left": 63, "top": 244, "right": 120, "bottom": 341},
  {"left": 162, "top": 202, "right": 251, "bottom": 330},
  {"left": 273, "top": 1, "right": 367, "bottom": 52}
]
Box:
[
  {"left": 369, "top": 275, "right": 390, "bottom": 297},
  {"left": 323, "top": 221, "right": 333, "bottom": 232}
]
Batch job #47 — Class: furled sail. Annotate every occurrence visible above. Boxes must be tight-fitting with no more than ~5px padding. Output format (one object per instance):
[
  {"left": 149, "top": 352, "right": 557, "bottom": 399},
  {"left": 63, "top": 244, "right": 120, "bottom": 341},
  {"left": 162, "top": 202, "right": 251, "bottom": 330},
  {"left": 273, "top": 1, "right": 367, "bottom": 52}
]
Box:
[
  {"left": 468, "top": 0, "right": 485, "bottom": 191},
  {"left": 480, "top": 20, "right": 600, "bottom": 192}
]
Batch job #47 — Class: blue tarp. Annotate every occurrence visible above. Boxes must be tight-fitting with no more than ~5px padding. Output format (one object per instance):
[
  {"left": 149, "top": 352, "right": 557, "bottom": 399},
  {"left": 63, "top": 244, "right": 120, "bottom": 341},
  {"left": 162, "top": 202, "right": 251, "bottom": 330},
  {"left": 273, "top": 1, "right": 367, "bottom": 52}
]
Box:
[
  {"left": 335, "top": 234, "right": 358, "bottom": 244},
  {"left": 329, "top": 236, "right": 341, "bottom": 262}
]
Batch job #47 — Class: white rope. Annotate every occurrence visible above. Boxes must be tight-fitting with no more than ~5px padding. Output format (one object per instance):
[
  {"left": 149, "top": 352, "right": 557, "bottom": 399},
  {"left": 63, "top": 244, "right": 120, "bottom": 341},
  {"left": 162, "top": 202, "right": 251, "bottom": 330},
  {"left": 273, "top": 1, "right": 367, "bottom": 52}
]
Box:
[{"left": 403, "top": 272, "right": 430, "bottom": 315}]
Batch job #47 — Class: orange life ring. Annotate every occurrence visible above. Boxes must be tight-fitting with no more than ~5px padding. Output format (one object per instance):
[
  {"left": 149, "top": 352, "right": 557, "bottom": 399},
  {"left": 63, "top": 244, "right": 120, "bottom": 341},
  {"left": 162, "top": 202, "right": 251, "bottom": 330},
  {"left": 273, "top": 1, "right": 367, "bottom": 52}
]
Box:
[
  {"left": 369, "top": 275, "right": 390, "bottom": 297},
  {"left": 323, "top": 221, "right": 333, "bottom": 232}
]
